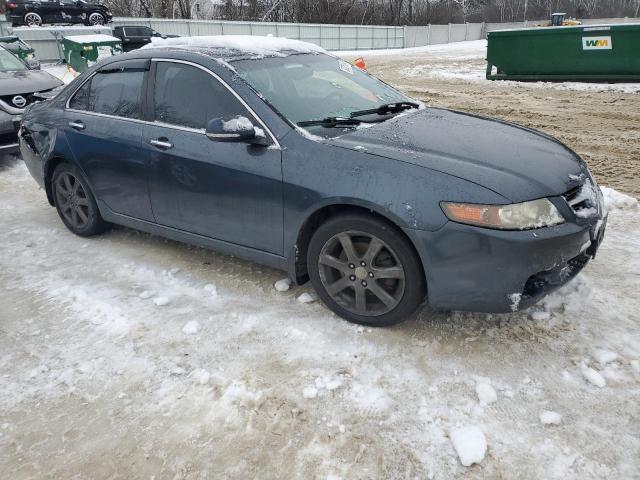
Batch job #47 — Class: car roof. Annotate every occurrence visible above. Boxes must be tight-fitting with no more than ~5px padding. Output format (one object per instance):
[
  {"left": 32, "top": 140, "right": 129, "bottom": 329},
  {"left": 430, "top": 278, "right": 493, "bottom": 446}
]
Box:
[{"left": 139, "top": 35, "right": 327, "bottom": 61}]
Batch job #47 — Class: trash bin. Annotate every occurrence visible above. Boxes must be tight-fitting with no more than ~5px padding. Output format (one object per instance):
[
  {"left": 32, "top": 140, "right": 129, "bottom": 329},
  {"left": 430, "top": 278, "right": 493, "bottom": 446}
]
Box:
[
  {"left": 0, "top": 35, "right": 39, "bottom": 68},
  {"left": 61, "top": 34, "right": 123, "bottom": 73},
  {"left": 486, "top": 23, "right": 640, "bottom": 81}
]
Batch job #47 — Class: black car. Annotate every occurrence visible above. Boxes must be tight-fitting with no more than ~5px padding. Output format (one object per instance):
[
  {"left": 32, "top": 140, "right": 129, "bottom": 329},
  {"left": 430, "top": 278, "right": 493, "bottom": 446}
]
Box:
[
  {"left": 19, "top": 37, "right": 607, "bottom": 326},
  {"left": 0, "top": 45, "right": 62, "bottom": 154},
  {"left": 5, "top": 0, "right": 112, "bottom": 26},
  {"left": 113, "top": 26, "right": 180, "bottom": 52}
]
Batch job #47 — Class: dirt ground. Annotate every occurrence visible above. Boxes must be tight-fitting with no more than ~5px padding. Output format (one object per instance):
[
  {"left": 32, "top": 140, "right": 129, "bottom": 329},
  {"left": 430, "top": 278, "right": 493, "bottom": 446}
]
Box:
[{"left": 344, "top": 52, "right": 640, "bottom": 198}]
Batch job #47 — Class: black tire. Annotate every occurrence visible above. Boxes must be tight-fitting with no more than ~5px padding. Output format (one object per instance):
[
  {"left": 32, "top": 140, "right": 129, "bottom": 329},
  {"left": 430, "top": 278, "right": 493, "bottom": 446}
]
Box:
[
  {"left": 307, "top": 213, "right": 426, "bottom": 327},
  {"left": 23, "top": 12, "right": 42, "bottom": 26},
  {"left": 52, "top": 163, "right": 110, "bottom": 237},
  {"left": 86, "top": 12, "right": 106, "bottom": 25}
]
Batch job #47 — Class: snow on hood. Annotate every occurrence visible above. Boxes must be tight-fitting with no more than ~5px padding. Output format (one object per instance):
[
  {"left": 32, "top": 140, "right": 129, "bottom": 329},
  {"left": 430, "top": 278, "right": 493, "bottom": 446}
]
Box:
[{"left": 143, "top": 35, "right": 326, "bottom": 57}]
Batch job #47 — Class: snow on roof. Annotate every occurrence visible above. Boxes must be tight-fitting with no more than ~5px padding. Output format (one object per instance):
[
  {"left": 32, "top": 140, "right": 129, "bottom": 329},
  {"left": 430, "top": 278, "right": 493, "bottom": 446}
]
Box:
[
  {"left": 142, "top": 35, "right": 326, "bottom": 57},
  {"left": 64, "top": 34, "right": 120, "bottom": 44}
]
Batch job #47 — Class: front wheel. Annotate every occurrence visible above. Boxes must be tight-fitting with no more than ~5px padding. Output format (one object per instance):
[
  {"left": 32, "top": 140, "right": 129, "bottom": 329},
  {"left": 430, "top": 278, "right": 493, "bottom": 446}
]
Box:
[
  {"left": 87, "top": 12, "right": 106, "bottom": 25},
  {"left": 307, "top": 214, "right": 426, "bottom": 326},
  {"left": 52, "top": 163, "right": 110, "bottom": 237}
]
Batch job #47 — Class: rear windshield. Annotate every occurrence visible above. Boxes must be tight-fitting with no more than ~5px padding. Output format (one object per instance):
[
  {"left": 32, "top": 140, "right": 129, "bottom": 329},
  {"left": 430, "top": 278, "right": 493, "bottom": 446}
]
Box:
[{"left": 124, "top": 27, "right": 151, "bottom": 37}]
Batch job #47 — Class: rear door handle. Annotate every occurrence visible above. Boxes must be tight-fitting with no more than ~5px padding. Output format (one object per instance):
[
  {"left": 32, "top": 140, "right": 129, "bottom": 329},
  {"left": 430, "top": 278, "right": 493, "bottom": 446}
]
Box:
[
  {"left": 149, "top": 138, "right": 173, "bottom": 150},
  {"left": 69, "top": 120, "right": 85, "bottom": 131}
]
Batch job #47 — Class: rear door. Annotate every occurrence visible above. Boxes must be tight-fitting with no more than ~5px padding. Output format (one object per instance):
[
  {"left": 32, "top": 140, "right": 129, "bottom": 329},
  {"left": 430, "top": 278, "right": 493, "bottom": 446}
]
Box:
[
  {"left": 59, "top": 0, "right": 82, "bottom": 23},
  {"left": 142, "top": 59, "right": 284, "bottom": 254},
  {"left": 64, "top": 59, "right": 154, "bottom": 221}
]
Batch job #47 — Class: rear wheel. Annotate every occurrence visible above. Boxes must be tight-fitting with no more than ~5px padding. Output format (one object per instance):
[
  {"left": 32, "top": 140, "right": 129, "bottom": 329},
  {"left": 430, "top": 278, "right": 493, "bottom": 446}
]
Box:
[
  {"left": 307, "top": 214, "right": 426, "bottom": 326},
  {"left": 24, "top": 12, "right": 42, "bottom": 26},
  {"left": 87, "top": 12, "right": 106, "bottom": 25},
  {"left": 52, "top": 163, "right": 110, "bottom": 237}
]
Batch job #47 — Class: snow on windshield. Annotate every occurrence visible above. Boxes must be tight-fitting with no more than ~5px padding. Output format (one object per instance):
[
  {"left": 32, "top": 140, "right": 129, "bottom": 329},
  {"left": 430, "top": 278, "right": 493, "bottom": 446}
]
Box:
[{"left": 143, "top": 35, "right": 326, "bottom": 58}]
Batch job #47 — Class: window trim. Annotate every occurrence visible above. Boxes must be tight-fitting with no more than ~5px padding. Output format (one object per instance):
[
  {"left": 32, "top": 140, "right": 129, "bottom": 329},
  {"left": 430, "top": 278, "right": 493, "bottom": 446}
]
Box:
[
  {"left": 65, "top": 58, "right": 280, "bottom": 149},
  {"left": 66, "top": 68, "right": 146, "bottom": 121}
]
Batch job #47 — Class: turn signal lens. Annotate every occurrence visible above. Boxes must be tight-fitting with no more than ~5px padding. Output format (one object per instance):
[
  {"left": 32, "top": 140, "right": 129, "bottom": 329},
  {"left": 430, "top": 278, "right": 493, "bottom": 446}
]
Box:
[{"left": 441, "top": 198, "right": 565, "bottom": 230}]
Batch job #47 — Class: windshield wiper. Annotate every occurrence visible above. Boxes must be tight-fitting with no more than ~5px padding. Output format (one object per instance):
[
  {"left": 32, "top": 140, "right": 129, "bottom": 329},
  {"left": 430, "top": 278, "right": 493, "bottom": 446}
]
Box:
[
  {"left": 297, "top": 117, "right": 363, "bottom": 128},
  {"left": 349, "top": 101, "right": 420, "bottom": 119}
]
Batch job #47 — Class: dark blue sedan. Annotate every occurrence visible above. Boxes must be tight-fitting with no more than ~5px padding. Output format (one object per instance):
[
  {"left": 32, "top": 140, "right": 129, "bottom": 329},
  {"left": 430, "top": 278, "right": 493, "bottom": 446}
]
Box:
[{"left": 19, "top": 36, "right": 607, "bottom": 326}]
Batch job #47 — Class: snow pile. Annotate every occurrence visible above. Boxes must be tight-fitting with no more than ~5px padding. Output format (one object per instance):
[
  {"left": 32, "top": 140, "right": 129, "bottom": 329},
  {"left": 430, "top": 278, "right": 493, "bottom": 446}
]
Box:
[
  {"left": 274, "top": 278, "right": 291, "bottom": 292},
  {"left": 153, "top": 296, "right": 170, "bottom": 307},
  {"left": 600, "top": 186, "right": 638, "bottom": 213},
  {"left": 450, "top": 426, "right": 487, "bottom": 467},
  {"left": 63, "top": 34, "right": 120, "bottom": 44},
  {"left": 302, "top": 386, "right": 318, "bottom": 399},
  {"left": 592, "top": 349, "right": 619, "bottom": 365},
  {"left": 144, "top": 35, "right": 326, "bottom": 57},
  {"left": 475, "top": 379, "right": 497, "bottom": 406},
  {"left": 297, "top": 292, "right": 317, "bottom": 304},
  {"left": 182, "top": 320, "right": 201, "bottom": 335},
  {"left": 223, "top": 116, "right": 253, "bottom": 132},
  {"left": 539, "top": 411, "right": 562, "bottom": 425},
  {"left": 581, "top": 363, "right": 606, "bottom": 388}
]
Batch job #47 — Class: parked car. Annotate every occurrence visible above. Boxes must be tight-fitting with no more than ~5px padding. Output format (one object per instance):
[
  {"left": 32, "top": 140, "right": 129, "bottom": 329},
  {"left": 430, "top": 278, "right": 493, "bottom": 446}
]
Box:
[
  {"left": 19, "top": 37, "right": 607, "bottom": 326},
  {"left": 0, "top": 45, "right": 62, "bottom": 154},
  {"left": 5, "top": 0, "right": 112, "bottom": 26},
  {"left": 0, "top": 35, "right": 40, "bottom": 69},
  {"left": 113, "top": 25, "right": 180, "bottom": 52}
]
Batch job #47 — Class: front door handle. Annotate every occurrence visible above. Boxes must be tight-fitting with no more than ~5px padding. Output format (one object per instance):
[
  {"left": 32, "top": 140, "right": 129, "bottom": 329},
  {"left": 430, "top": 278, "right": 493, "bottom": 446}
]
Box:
[
  {"left": 69, "top": 120, "right": 85, "bottom": 131},
  {"left": 149, "top": 138, "right": 173, "bottom": 150}
]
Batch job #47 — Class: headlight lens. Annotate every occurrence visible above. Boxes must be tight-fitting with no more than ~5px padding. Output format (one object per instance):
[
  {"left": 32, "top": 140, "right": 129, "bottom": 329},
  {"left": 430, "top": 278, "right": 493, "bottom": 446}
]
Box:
[{"left": 441, "top": 198, "right": 565, "bottom": 230}]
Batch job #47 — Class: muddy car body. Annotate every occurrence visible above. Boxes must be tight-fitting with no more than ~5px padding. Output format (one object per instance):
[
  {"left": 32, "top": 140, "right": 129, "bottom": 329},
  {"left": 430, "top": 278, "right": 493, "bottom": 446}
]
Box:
[{"left": 19, "top": 36, "right": 607, "bottom": 325}]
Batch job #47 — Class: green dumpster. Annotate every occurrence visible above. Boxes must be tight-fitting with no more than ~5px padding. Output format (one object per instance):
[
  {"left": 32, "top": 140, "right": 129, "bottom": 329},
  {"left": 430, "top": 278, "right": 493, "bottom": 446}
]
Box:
[
  {"left": 62, "top": 34, "right": 123, "bottom": 74},
  {"left": 486, "top": 24, "right": 640, "bottom": 81},
  {"left": 0, "top": 35, "right": 39, "bottom": 68}
]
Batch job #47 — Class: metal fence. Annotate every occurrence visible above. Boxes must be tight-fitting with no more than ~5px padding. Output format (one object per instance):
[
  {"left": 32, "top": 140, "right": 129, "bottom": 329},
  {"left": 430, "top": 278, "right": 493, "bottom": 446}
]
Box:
[
  {"left": 0, "top": 15, "right": 638, "bottom": 62},
  {"left": 111, "top": 17, "right": 404, "bottom": 51}
]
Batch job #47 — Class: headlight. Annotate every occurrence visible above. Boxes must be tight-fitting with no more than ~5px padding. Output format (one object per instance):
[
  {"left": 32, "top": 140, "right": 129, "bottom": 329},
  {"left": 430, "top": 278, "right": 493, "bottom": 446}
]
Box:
[{"left": 441, "top": 198, "right": 565, "bottom": 230}]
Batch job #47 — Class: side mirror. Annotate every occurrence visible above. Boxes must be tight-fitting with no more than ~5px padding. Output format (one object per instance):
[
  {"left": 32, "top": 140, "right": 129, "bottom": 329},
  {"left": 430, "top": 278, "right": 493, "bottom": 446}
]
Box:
[
  {"left": 25, "top": 58, "right": 40, "bottom": 70},
  {"left": 206, "top": 116, "right": 269, "bottom": 146}
]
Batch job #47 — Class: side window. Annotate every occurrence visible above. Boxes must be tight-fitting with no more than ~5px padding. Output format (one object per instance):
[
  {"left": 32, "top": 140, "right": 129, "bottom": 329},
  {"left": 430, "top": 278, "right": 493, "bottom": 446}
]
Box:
[
  {"left": 68, "top": 80, "right": 90, "bottom": 110},
  {"left": 88, "top": 70, "right": 144, "bottom": 119},
  {"left": 153, "top": 62, "right": 248, "bottom": 130},
  {"left": 68, "top": 70, "right": 144, "bottom": 119}
]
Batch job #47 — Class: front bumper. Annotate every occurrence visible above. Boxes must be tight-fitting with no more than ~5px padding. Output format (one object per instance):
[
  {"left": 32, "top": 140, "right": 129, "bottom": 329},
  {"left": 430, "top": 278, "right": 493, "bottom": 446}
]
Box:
[
  {"left": 0, "top": 110, "right": 21, "bottom": 154},
  {"left": 407, "top": 217, "right": 605, "bottom": 313}
]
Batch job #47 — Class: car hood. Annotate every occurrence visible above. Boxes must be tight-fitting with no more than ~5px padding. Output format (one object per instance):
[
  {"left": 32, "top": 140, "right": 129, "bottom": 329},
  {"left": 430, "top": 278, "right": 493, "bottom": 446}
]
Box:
[
  {"left": 330, "top": 107, "right": 585, "bottom": 203},
  {"left": 0, "top": 69, "right": 63, "bottom": 96}
]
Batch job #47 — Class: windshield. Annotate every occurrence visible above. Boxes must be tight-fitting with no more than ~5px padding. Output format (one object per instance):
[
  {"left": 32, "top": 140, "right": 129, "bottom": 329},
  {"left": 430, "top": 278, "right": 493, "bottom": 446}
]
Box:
[
  {"left": 232, "top": 53, "right": 411, "bottom": 134},
  {"left": 0, "top": 48, "right": 26, "bottom": 72}
]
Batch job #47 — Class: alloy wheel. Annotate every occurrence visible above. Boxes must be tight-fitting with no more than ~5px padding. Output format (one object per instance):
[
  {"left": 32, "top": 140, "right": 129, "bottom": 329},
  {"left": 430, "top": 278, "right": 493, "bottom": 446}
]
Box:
[
  {"left": 24, "top": 13, "right": 42, "bottom": 26},
  {"left": 318, "top": 230, "right": 406, "bottom": 316},
  {"left": 54, "top": 172, "right": 91, "bottom": 230},
  {"left": 88, "top": 13, "right": 105, "bottom": 25}
]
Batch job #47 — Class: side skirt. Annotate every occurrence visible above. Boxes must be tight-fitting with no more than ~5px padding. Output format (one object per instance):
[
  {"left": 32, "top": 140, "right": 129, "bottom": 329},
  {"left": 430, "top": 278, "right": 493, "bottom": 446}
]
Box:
[{"left": 100, "top": 202, "right": 289, "bottom": 274}]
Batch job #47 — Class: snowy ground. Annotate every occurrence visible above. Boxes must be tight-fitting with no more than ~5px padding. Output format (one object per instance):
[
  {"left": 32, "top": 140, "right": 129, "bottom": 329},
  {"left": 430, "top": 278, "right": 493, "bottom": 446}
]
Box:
[
  {"left": 1, "top": 44, "right": 639, "bottom": 479},
  {"left": 1, "top": 160, "right": 639, "bottom": 479},
  {"left": 337, "top": 40, "right": 640, "bottom": 94}
]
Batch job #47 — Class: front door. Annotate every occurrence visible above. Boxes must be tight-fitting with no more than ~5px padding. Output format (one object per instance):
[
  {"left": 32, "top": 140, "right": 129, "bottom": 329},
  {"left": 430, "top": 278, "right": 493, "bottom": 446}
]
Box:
[
  {"left": 142, "top": 60, "right": 283, "bottom": 255},
  {"left": 64, "top": 60, "right": 154, "bottom": 221}
]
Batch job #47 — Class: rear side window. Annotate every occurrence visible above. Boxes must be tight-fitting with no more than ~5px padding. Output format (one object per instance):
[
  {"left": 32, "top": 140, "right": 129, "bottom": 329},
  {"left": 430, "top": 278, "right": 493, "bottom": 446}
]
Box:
[
  {"left": 153, "top": 61, "right": 248, "bottom": 130},
  {"left": 68, "top": 70, "right": 144, "bottom": 119}
]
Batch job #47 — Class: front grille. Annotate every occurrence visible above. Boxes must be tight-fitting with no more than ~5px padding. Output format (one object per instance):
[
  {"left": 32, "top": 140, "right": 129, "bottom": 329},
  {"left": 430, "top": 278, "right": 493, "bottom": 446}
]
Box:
[
  {"left": 0, "top": 88, "right": 54, "bottom": 110},
  {"left": 562, "top": 180, "right": 600, "bottom": 219}
]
